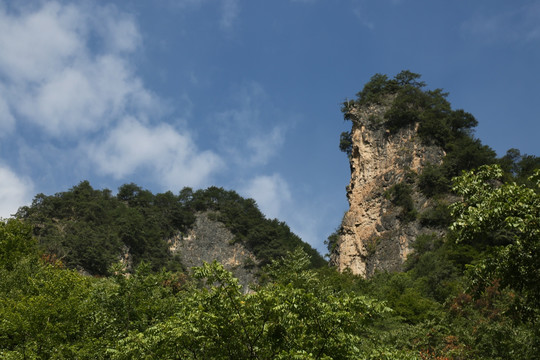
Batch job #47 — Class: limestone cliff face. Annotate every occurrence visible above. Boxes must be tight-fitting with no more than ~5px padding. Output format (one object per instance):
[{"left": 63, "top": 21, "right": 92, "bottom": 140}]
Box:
[
  {"left": 169, "top": 212, "right": 258, "bottom": 289},
  {"left": 331, "top": 103, "right": 445, "bottom": 277}
]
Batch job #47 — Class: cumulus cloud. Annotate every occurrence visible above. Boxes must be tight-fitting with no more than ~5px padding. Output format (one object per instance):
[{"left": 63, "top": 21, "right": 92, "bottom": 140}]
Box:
[
  {"left": 0, "top": 95, "right": 15, "bottom": 135},
  {"left": 0, "top": 1, "right": 225, "bottom": 191},
  {"left": 0, "top": 2, "right": 84, "bottom": 83},
  {"left": 0, "top": 165, "right": 33, "bottom": 219},
  {"left": 87, "top": 117, "right": 223, "bottom": 190},
  {"left": 242, "top": 174, "right": 291, "bottom": 220},
  {"left": 17, "top": 56, "right": 158, "bottom": 136},
  {"left": 93, "top": 5, "right": 141, "bottom": 53},
  {"left": 0, "top": 2, "right": 158, "bottom": 138}
]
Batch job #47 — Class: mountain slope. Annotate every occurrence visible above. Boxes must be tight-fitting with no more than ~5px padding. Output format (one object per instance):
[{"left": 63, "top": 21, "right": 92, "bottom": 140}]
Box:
[{"left": 16, "top": 182, "right": 325, "bottom": 278}]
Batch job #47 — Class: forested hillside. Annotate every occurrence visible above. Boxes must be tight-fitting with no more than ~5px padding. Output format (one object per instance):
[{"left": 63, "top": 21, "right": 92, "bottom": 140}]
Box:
[
  {"left": 2, "top": 163, "right": 539, "bottom": 358},
  {"left": 15, "top": 182, "right": 325, "bottom": 277},
  {"left": 1, "top": 71, "right": 539, "bottom": 359}
]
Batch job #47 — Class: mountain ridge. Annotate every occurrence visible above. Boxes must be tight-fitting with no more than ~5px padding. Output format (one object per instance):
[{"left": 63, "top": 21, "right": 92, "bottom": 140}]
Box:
[{"left": 16, "top": 182, "right": 325, "bottom": 278}]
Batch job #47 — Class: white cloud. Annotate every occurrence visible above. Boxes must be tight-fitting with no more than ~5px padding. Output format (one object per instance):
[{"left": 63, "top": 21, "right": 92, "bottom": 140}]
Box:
[
  {"left": 0, "top": 2, "right": 85, "bottom": 83},
  {"left": 0, "top": 94, "right": 15, "bottom": 135},
  {"left": 0, "top": 1, "right": 226, "bottom": 195},
  {"left": 15, "top": 55, "right": 158, "bottom": 137},
  {"left": 87, "top": 117, "right": 223, "bottom": 190},
  {"left": 0, "top": 165, "right": 33, "bottom": 219},
  {"left": 0, "top": 2, "right": 159, "bottom": 138},
  {"left": 94, "top": 6, "right": 141, "bottom": 53},
  {"left": 246, "top": 126, "right": 286, "bottom": 166},
  {"left": 242, "top": 174, "right": 291, "bottom": 220},
  {"left": 215, "top": 81, "right": 287, "bottom": 166}
]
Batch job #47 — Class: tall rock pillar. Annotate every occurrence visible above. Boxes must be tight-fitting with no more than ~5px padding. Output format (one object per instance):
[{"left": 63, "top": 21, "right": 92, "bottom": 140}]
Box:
[{"left": 330, "top": 103, "right": 445, "bottom": 277}]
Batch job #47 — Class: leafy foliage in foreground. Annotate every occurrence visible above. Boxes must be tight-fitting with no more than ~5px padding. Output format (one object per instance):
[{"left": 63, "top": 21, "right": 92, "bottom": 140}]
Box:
[
  {"left": 16, "top": 183, "right": 324, "bottom": 276},
  {"left": 451, "top": 165, "right": 540, "bottom": 320},
  {"left": 111, "top": 250, "right": 398, "bottom": 359},
  {"left": 367, "top": 165, "right": 540, "bottom": 358},
  {"left": 326, "top": 164, "right": 539, "bottom": 358},
  {"left": 2, "top": 171, "right": 540, "bottom": 360},
  {"left": 0, "top": 225, "right": 416, "bottom": 359}
]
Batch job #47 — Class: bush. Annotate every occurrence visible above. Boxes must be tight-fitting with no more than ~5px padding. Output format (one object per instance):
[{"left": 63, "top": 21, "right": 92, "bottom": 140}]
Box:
[
  {"left": 385, "top": 183, "right": 417, "bottom": 223},
  {"left": 419, "top": 201, "right": 452, "bottom": 228},
  {"left": 339, "top": 131, "right": 353, "bottom": 156},
  {"left": 355, "top": 73, "right": 398, "bottom": 106},
  {"left": 418, "top": 164, "right": 450, "bottom": 198}
]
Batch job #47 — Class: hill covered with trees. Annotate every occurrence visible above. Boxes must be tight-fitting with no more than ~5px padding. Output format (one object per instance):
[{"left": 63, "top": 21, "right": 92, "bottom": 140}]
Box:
[
  {"left": 15, "top": 182, "right": 325, "bottom": 277},
  {"left": 1, "top": 71, "right": 539, "bottom": 359},
  {"left": 2, "top": 162, "right": 539, "bottom": 358}
]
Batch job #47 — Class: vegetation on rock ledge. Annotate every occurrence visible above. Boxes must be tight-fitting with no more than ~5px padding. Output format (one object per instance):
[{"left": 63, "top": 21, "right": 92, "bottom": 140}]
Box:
[{"left": 339, "top": 71, "right": 538, "bottom": 229}]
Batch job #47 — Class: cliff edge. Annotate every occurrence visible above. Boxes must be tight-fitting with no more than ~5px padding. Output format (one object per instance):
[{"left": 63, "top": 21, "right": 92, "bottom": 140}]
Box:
[{"left": 330, "top": 98, "right": 445, "bottom": 277}]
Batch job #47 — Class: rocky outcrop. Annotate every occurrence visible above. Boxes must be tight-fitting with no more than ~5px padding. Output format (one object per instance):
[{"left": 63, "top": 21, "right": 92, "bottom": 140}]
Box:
[
  {"left": 170, "top": 212, "right": 259, "bottom": 289},
  {"left": 330, "top": 103, "right": 445, "bottom": 277}
]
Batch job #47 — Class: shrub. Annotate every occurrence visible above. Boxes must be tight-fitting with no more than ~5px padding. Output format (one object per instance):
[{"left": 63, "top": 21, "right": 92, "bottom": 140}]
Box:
[{"left": 386, "top": 183, "right": 417, "bottom": 223}]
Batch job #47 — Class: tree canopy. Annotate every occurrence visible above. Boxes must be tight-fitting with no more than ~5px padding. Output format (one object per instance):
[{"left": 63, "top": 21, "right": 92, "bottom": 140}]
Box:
[
  {"left": 451, "top": 165, "right": 540, "bottom": 320},
  {"left": 16, "top": 183, "right": 325, "bottom": 276}
]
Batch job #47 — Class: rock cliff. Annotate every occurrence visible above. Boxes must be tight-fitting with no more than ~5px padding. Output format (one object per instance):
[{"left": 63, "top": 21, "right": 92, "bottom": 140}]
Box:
[
  {"left": 170, "top": 212, "right": 259, "bottom": 289},
  {"left": 330, "top": 101, "right": 445, "bottom": 277}
]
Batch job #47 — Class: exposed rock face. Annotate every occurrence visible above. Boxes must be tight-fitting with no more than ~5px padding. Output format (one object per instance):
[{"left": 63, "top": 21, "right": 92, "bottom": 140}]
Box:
[
  {"left": 330, "top": 103, "right": 445, "bottom": 277},
  {"left": 170, "top": 212, "right": 258, "bottom": 289}
]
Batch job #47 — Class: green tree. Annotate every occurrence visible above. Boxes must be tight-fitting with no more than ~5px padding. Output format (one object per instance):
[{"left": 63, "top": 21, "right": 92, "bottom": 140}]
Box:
[
  {"left": 0, "top": 220, "right": 36, "bottom": 271},
  {"left": 499, "top": 148, "right": 540, "bottom": 186},
  {"left": 355, "top": 73, "right": 396, "bottom": 106},
  {"left": 394, "top": 70, "right": 426, "bottom": 88},
  {"left": 385, "top": 183, "right": 417, "bottom": 223},
  {"left": 339, "top": 131, "right": 353, "bottom": 157},
  {"left": 450, "top": 165, "right": 540, "bottom": 321},
  {"left": 110, "top": 249, "right": 413, "bottom": 359}
]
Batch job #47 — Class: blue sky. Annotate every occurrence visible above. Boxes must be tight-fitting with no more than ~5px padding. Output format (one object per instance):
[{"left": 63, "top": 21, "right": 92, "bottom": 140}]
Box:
[{"left": 1, "top": 0, "right": 539, "bottom": 255}]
